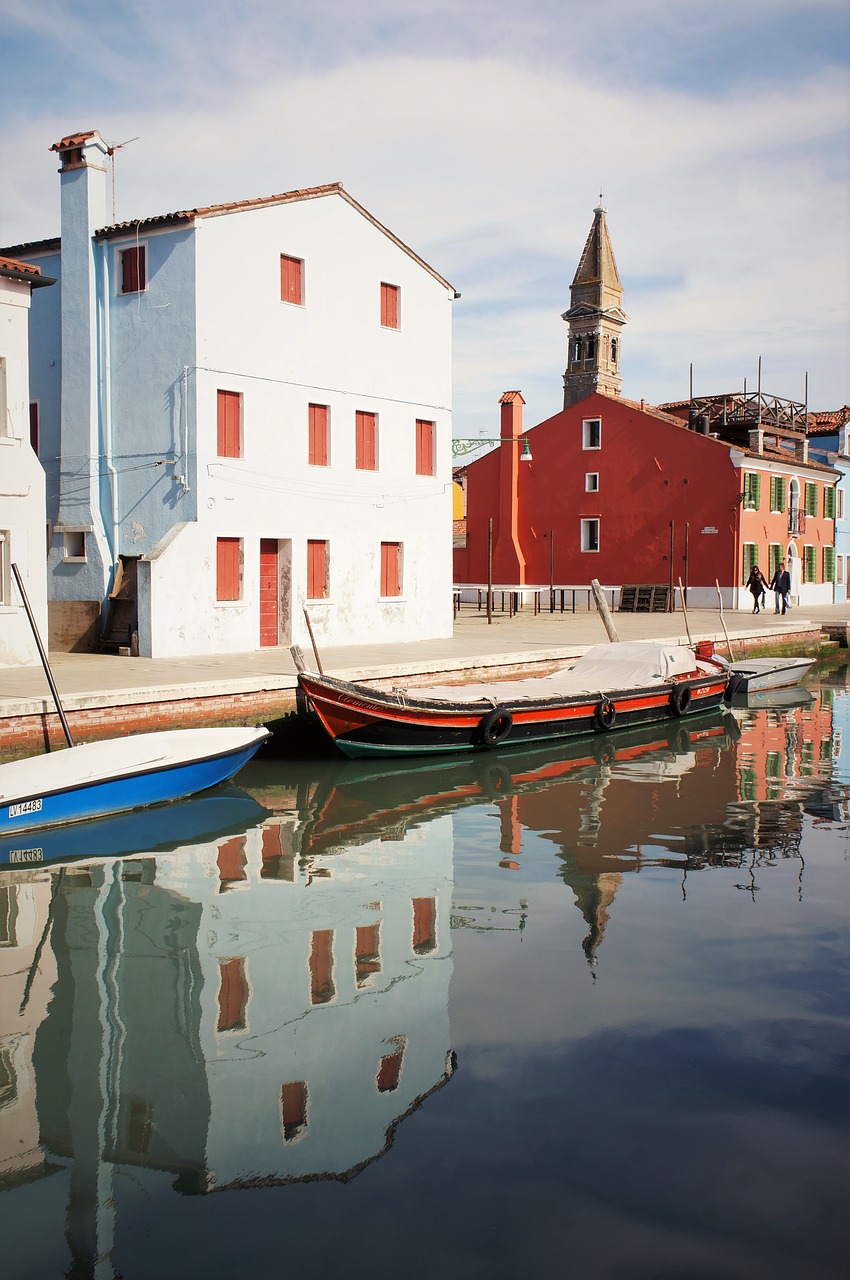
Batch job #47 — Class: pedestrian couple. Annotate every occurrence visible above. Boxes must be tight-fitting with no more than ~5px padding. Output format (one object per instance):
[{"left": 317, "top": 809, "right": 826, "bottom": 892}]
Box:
[{"left": 746, "top": 562, "right": 791, "bottom": 614}]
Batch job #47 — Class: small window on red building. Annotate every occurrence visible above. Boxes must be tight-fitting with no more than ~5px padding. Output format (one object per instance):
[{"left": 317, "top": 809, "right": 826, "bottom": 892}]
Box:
[
  {"left": 307, "top": 539, "right": 329, "bottom": 599},
  {"left": 216, "top": 390, "right": 242, "bottom": 458},
  {"left": 380, "top": 542, "right": 401, "bottom": 597},
  {"left": 380, "top": 282, "right": 400, "bottom": 329},
  {"left": 120, "top": 245, "right": 146, "bottom": 294},
  {"left": 356, "top": 411, "right": 377, "bottom": 470},
  {"left": 308, "top": 403, "right": 329, "bottom": 466},
  {"left": 280, "top": 254, "right": 304, "bottom": 305},
  {"left": 216, "top": 537, "right": 242, "bottom": 601},
  {"left": 415, "top": 419, "right": 435, "bottom": 476}
]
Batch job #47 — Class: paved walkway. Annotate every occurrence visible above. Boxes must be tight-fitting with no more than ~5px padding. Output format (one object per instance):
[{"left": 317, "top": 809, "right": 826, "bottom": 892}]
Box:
[{"left": 2, "top": 600, "right": 847, "bottom": 715}]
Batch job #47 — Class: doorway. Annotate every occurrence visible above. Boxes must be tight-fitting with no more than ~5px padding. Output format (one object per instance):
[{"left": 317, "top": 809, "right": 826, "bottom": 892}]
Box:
[{"left": 259, "top": 538, "right": 291, "bottom": 647}]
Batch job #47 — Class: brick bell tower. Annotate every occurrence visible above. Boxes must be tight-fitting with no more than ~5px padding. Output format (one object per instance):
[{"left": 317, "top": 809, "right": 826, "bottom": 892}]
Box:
[{"left": 562, "top": 201, "right": 628, "bottom": 409}]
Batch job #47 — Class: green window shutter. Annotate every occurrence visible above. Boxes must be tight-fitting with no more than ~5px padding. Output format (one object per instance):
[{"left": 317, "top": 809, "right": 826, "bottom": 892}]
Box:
[
  {"left": 824, "top": 547, "right": 835, "bottom": 582},
  {"left": 743, "top": 543, "right": 757, "bottom": 579},
  {"left": 769, "top": 543, "right": 782, "bottom": 576},
  {"left": 824, "top": 486, "right": 836, "bottom": 519},
  {"left": 778, "top": 477, "right": 786, "bottom": 512},
  {"left": 752, "top": 473, "right": 760, "bottom": 509},
  {"left": 805, "top": 483, "right": 818, "bottom": 516},
  {"left": 804, "top": 545, "right": 816, "bottom": 582},
  {"left": 770, "top": 475, "right": 786, "bottom": 512},
  {"left": 744, "top": 473, "right": 761, "bottom": 509}
]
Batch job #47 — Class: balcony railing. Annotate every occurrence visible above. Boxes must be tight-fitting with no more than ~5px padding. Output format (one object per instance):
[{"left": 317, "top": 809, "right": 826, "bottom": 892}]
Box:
[{"left": 788, "top": 507, "right": 806, "bottom": 536}]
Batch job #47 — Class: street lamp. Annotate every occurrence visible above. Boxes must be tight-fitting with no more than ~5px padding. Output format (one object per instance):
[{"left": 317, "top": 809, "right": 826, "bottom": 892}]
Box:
[{"left": 452, "top": 436, "right": 533, "bottom": 462}]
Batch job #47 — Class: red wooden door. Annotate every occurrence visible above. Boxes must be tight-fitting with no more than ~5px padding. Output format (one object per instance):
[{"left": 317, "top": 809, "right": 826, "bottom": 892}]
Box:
[{"left": 259, "top": 539, "right": 279, "bottom": 647}]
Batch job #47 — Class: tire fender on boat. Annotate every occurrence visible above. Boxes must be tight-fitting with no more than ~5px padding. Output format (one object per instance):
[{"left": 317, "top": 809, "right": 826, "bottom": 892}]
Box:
[
  {"left": 669, "top": 682, "right": 692, "bottom": 717},
  {"left": 478, "top": 706, "right": 513, "bottom": 748},
  {"left": 594, "top": 698, "right": 616, "bottom": 731},
  {"left": 723, "top": 672, "right": 744, "bottom": 705}
]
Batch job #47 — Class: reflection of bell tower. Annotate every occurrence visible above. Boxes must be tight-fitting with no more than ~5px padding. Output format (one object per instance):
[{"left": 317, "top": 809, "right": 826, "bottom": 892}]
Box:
[{"left": 562, "top": 202, "right": 628, "bottom": 409}]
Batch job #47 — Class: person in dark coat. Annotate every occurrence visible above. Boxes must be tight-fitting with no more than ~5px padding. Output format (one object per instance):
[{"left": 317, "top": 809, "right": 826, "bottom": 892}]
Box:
[
  {"left": 745, "top": 564, "right": 768, "bottom": 613},
  {"left": 769, "top": 562, "right": 791, "bottom": 614}
]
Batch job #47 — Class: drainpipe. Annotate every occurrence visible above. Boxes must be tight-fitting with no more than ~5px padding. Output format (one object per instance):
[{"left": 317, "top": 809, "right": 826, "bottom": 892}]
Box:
[{"left": 101, "top": 239, "right": 119, "bottom": 588}]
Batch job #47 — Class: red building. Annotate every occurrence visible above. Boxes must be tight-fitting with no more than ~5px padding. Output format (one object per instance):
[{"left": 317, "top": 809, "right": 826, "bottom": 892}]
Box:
[{"left": 454, "top": 206, "right": 838, "bottom": 609}]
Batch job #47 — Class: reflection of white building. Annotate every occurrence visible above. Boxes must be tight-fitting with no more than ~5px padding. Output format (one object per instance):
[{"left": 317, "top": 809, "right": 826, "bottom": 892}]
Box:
[
  {"left": 0, "top": 877, "right": 57, "bottom": 1187},
  {"left": 155, "top": 812, "right": 454, "bottom": 1187}
]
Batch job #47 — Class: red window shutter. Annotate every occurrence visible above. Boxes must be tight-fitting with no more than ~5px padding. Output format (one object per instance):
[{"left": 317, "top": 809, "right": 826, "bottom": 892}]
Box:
[
  {"left": 281, "top": 1081, "right": 309, "bottom": 1141},
  {"left": 217, "top": 957, "right": 248, "bottom": 1032},
  {"left": 216, "top": 537, "right": 241, "bottom": 601},
  {"left": 309, "top": 929, "right": 335, "bottom": 1004},
  {"left": 376, "top": 1047, "right": 404, "bottom": 1092},
  {"left": 380, "top": 542, "right": 401, "bottom": 597},
  {"left": 29, "top": 403, "right": 39, "bottom": 453},
  {"left": 416, "top": 419, "right": 434, "bottom": 476},
  {"left": 217, "top": 390, "right": 241, "bottom": 458},
  {"left": 280, "top": 254, "right": 303, "bottom": 304},
  {"left": 217, "top": 836, "right": 247, "bottom": 883},
  {"left": 121, "top": 245, "right": 145, "bottom": 293},
  {"left": 307, "top": 540, "right": 328, "bottom": 599},
  {"left": 380, "top": 282, "right": 399, "bottom": 328},
  {"left": 355, "top": 924, "right": 381, "bottom": 985},
  {"left": 308, "top": 403, "right": 328, "bottom": 466},
  {"left": 412, "top": 896, "right": 436, "bottom": 953},
  {"left": 356, "top": 411, "right": 377, "bottom": 470}
]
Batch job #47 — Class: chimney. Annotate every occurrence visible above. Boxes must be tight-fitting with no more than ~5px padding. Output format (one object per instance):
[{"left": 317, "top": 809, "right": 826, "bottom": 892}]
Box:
[
  {"left": 47, "top": 130, "right": 112, "bottom": 599},
  {"left": 795, "top": 438, "right": 809, "bottom": 464},
  {"left": 499, "top": 390, "right": 524, "bottom": 442},
  {"left": 494, "top": 391, "right": 527, "bottom": 583},
  {"left": 748, "top": 428, "right": 764, "bottom": 454}
]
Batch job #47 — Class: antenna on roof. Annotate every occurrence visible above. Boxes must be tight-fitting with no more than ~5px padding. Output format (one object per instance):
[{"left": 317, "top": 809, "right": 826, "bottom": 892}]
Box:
[{"left": 105, "top": 136, "right": 140, "bottom": 222}]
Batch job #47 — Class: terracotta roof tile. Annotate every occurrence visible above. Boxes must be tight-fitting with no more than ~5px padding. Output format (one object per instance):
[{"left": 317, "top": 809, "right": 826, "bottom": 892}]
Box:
[
  {"left": 0, "top": 255, "right": 42, "bottom": 276},
  {"left": 50, "top": 131, "right": 97, "bottom": 152}
]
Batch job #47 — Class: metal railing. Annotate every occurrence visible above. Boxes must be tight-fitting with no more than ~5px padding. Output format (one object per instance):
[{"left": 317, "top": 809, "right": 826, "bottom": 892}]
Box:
[{"left": 788, "top": 507, "right": 806, "bottom": 536}]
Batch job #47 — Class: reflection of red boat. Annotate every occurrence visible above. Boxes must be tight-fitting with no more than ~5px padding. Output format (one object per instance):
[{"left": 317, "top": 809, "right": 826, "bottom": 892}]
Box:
[
  {"left": 298, "top": 642, "right": 731, "bottom": 759},
  {"left": 277, "top": 714, "right": 733, "bottom": 856}
]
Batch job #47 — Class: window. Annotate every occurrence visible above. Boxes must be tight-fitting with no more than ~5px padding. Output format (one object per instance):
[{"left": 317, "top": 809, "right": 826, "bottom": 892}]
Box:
[
  {"left": 824, "top": 485, "right": 836, "bottom": 519},
  {"left": 580, "top": 518, "right": 600, "bottom": 552},
  {"left": 216, "top": 537, "right": 242, "bottom": 601},
  {"left": 838, "top": 555, "right": 845, "bottom": 586},
  {"left": 281, "top": 1082, "right": 309, "bottom": 1143},
  {"left": 309, "top": 929, "right": 335, "bottom": 1004},
  {"left": 610, "top": 338, "right": 618, "bottom": 365},
  {"left": 585, "top": 472, "right": 599, "bottom": 492},
  {"left": 768, "top": 543, "right": 782, "bottom": 578},
  {"left": 356, "top": 411, "right": 377, "bottom": 470},
  {"left": 743, "top": 472, "right": 761, "bottom": 510},
  {"left": 412, "top": 897, "right": 436, "bottom": 954},
  {"left": 586, "top": 335, "right": 597, "bottom": 361},
  {"left": 742, "top": 543, "right": 758, "bottom": 580},
  {"left": 804, "top": 482, "right": 818, "bottom": 517},
  {"left": 29, "top": 403, "right": 38, "bottom": 454},
  {"left": 217, "top": 837, "right": 247, "bottom": 886},
  {"left": 415, "top": 419, "right": 435, "bottom": 476},
  {"left": 824, "top": 546, "right": 836, "bottom": 583},
  {"left": 307, "top": 539, "right": 329, "bottom": 599},
  {"left": 120, "top": 245, "right": 146, "bottom": 294},
  {"left": 377, "top": 1045, "right": 405, "bottom": 1093},
  {"left": 355, "top": 924, "right": 381, "bottom": 987},
  {"left": 838, "top": 489, "right": 846, "bottom": 520},
  {"left": 280, "top": 254, "right": 303, "bottom": 304},
  {"left": 0, "top": 531, "right": 9, "bottom": 605},
  {"left": 380, "top": 282, "right": 400, "bottom": 329},
  {"left": 582, "top": 418, "right": 601, "bottom": 449},
  {"left": 217, "top": 957, "right": 248, "bottom": 1033},
  {"left": 308, "top": 403, "right": 329, "bottom": 466},
  {"left": 380, "top": 541, "right": 401, "bottom": 596},
  {"left": 216, "top": 390, "right": 242, "bottom": 458},
  {"left": 63, "top": 531, "right": 86, "bottom": 561},
  {"left": 769, "top": 475, "right": 786, "bottom": 513},
  {"left": 803, "top": 544, "right": 817, "bottom": 583},
  {"left": 573, "top": 337, "right": 583, "bottom": 363}
]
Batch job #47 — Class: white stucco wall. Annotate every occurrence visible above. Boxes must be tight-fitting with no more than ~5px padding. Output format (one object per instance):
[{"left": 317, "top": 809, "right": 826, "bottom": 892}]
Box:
[
  {"left": 140, "top": 191, "right": 455, "bottom": 657},
  {"left": 0, "top": 274, "right": 48, "bottom": 667}
]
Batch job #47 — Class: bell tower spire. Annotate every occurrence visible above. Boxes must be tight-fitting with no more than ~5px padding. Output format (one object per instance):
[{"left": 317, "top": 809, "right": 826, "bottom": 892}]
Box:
[{"left": 562, "top": 201, "right": 628, "bottom": 409}]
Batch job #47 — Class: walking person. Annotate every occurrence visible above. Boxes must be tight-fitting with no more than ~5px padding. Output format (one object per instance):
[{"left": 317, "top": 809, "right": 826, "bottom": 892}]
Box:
[
  {"left": 746, "top": 564, "right": 768, "bottom": 613},
  {"left": 770, "top": 561, "right": 791, "bottom": 615}
]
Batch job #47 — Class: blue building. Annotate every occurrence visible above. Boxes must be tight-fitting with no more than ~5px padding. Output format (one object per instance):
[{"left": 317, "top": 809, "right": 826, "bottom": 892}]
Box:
[{"left": 808, "top": 409, "right": 850, "bottom": 602}]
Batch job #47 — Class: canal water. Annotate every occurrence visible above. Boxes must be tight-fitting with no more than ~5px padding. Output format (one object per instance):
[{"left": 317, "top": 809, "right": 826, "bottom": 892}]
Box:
[{"left": 1, "top": 670, "right": 848, "bottom": 1280}]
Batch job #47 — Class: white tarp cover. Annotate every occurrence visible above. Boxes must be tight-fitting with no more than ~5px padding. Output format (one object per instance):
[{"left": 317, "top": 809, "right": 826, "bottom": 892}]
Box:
[{"left": 410, "top": 642, "right": 699, "bottom": 706}]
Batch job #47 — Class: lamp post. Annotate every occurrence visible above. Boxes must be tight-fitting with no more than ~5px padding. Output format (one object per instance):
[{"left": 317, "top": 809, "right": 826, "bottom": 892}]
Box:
[{"left": 452, "top": 436, "right": 533, "bottom": 461}]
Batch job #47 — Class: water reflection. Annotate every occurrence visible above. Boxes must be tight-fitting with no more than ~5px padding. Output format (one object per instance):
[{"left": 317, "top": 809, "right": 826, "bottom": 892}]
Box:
[{"left": 0, "top": 679, "right": 847, "bottom": 1279}]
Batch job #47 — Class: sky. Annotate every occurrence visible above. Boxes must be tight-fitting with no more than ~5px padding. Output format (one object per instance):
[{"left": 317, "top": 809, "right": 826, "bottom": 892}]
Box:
[{"left": 1, "top": 0, "right": 848, "bottom": 437}]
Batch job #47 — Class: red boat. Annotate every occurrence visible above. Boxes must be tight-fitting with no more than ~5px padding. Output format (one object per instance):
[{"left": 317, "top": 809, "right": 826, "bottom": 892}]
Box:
[{"left": 297, "top": 641, "right": 732, "bottom": 759}]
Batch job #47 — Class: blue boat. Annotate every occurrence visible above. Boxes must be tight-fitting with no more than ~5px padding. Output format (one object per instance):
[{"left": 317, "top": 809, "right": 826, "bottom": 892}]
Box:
[{"left": 0, "top": 726, "right": 270, "bottom": 837}]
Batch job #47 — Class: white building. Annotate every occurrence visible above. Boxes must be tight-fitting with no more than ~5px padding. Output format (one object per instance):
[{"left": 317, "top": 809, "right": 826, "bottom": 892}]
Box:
[
  {"left": 0, "top": 255, "right": 52, "bottom": 667},
  {"left": 4, "top": 131, "right": 456, "bottom": 657}
]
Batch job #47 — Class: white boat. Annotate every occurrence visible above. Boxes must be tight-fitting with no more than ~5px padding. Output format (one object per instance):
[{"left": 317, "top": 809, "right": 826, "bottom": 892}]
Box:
[
  {"left": 0, "top": 726, "right": 270, "bottom": 836},
  {"left": 725, "top": 656, "right": 814, "bottom": 695}
]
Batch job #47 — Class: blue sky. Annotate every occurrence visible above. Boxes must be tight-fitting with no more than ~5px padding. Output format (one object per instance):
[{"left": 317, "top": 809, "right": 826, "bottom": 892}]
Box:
[{"left": 1, "top": 0, "right": 848, "bottom": 435}]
